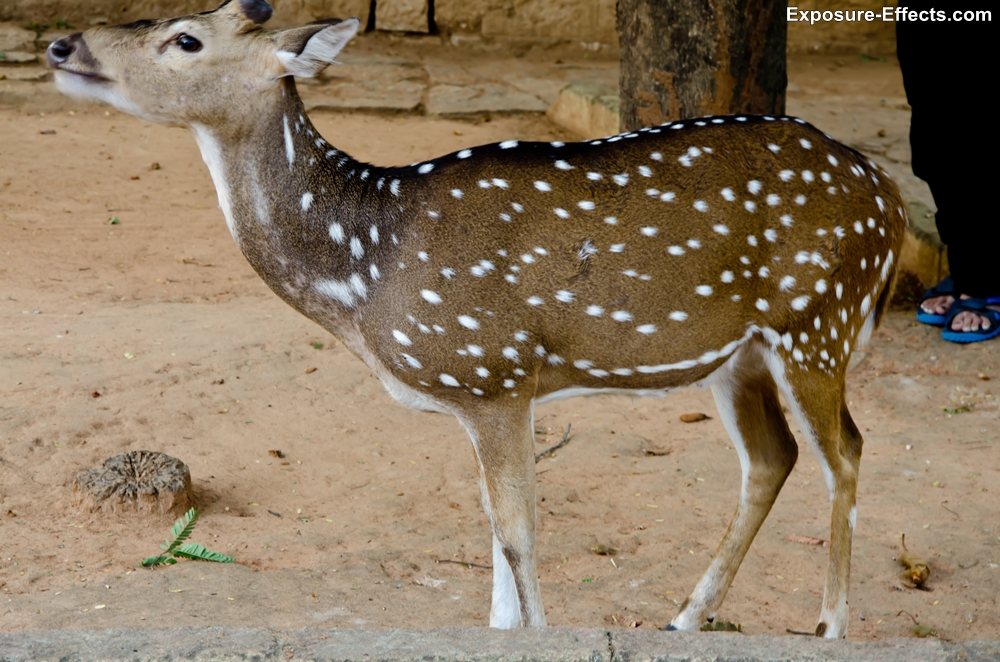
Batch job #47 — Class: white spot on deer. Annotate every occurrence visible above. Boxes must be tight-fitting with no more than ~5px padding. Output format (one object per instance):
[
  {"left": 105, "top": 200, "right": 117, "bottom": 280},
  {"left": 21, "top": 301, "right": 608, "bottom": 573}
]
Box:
[
  {"left": 499, "top": 140, "right": 519, "bottom": 149},
  {"left": 547, "top": 354, "right": 565, "bottom": 365},
  {"left": 747, "top": 180, "right": 762, "bottom": 195},
  {"left": 534, "top": 180, "right": 552, "bottom": 192},
  {"left": 791, "top": 296, "right": 810, "bottom": 311},
  {"left": 613, "top": 173, "right": 630, "bottom": 186},
  {"left": 721, "top": 187, "right": 736, "bottom": 202},
  {"left": 587, "top": 172, "right": 603, "bottom": 181},
  {"left": 758, "top": 266, "right": 770, "bottom": 278},
  {"left": 492, "top": 178, "right": 509, "bottom": 189},
  {"left": 554, "top": 208, "right": 570, "bottom": 219},
  {"left": 282, "top": 115, "right": 295, "bottom": 166},
  {"left": 744, "top": 200, "right": 757, "bottom": 213},
  {"left": 779, "top": 275, "right": 796, "bottom": 291},
  {"left": 475, "top": 366, "right": 490, "bottom": 378},
  {"left": 610, "top": 243, "right": 625, "bottom": 253},
  {"left": 390, "top": 179, "right": 401, "bottom": 197},
  {"left": 421, "top": 289, "right": 443, "bottom": 305},
  {"left": 669, "top": 310, "right": 688, "bottom": 322},
  {"left": 660, "top": 191, "right": 676, "bottom": 202},
  {"left": 795, "top": 194, "right": 807, "bottom": 206},
  {"left": 640, "top": 226, "right": 659, "bottom": 237},
  {"left": 467, "top": 344, "right": 485, "bottom": 357},
  {"left": 713, "top": 224, "right": 730, "bottom": 235},
  {"left": 554, "top": 290, "right": 575, "bottom": 303},
  {"left": 369, "top": 263, "right": 381, "bottom": 280},
  {"left": 756, "top": 299, "right": 770, "bottom": 312},
  {"left": 300, "top": 192, "right": 314, "bottom": 211},
  {"left": 578, "top": 200, "right": 596, "bottom": 211},
  {"left": 586, "top": 305, "right": 604, "bottom": 317},
  {"left": 440, "top": 267, "right": 456, "bottom": 280},
  {"left": 417, "top": 163, "right": 434, "bottom": 174},
  {"left": 555, "top": 160, "right": 573, "bottom": 171},
  {"left": 440, "top": 373, "right": 460, "bottom": 387},
  {"left": 667, "top": 245, "right": 685, "bottom": 256},
  {"left": 768, "top": 143, "right": 781, "bottom": 153},
  {"left": 650, "top": 151, "right": 663, "bottom": 161},
  {"left": 854, "top": 221, "right": 864, "bottom": 234},
  {"left": 638, "top": 166, "right": 652, "bottom": 177},
  {"left": 329, "top": 223, "right": 345, "bottom": 244},
  {"left": 604, "top": 216, "right": 618, "bottom": 225},
  {"left": 695, "top": 285, "right": 713, "bottom": 296},
  {"left": 502, "top": 347, "right": 520, "bottom": 362},
  {"left": 458, "top": 315, "right": 479, "bottom": 330},
  {"left": 636, "top": 324, "right": 657, "bottom": 335},
  {"left": 693, "top": 200, "right": 709, "bottom": 213},
  {"left": 780, "top": 214, "right": 794, "bottom": 228},
  {"left": 827, "top": 154, "right": 839, "bottom": 167},
  {"left": 451, "top": 189, "right": 464, "bottom": 199},
  {"left": 747, "top": 235, "right": 759, "bottom": 247},
  {"left": 551, "top": 140, "right": 565, "bottom": 147},
  {"left": 799, "top": 138, "right": 812, "bottom": 149},
  {"left": 503, "top": 379, "right": 516, "bottom": 389},
  {"left": 766, "top": 194, "right": 780, "bottom": 207},
  {"left": 349, "top": 237, "right": 364, "bottom": 260},
  {"left": 779, "top": 169, "right": 795, "bottom": 182},
  {"left": 401, "top": 353, "right": 422, "bottom": 369},
  {"left": 392, "top": 330, "right": 412, "bottom": 346},
  {"left": 427, "top": 210, "right": 440, "bottom": 220},
  {"left": 611, "top": 310, "right": 633, "bottom": 322}
]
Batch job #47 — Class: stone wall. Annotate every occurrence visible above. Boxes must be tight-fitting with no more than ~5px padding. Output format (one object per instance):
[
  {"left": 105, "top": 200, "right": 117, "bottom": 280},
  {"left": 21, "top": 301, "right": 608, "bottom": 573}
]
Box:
[{"left": 0, "top": 0, "right": 896, "bottom": 54}]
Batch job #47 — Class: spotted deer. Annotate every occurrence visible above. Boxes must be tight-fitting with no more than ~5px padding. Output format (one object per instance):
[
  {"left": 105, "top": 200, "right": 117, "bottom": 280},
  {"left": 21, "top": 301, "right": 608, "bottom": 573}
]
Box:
[{"left": 48, "top": 0, "right": 907, "bottom": 638}]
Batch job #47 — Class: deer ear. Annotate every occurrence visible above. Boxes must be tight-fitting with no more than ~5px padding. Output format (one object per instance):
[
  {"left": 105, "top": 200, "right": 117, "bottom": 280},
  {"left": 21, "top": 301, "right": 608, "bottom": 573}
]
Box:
[{"left": 275, "top": 18, "right": 359, "bottom": 78}]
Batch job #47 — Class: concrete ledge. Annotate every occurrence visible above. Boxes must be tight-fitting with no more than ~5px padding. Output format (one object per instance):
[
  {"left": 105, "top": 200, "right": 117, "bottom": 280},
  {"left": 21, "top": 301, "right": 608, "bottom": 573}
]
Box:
[
  {"left": 1, "top": 627, "right": 997, "bottom": 661},
  {"left": 547, "top": 82, "right": 620, "bottom": 140}
]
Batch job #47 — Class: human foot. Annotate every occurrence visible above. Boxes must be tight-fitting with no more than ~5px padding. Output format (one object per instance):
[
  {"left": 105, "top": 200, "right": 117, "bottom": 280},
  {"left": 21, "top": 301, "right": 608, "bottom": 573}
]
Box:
[
  {"left": 916, "top": 277, "right": 957, "bottom": 327},
  {"left": 942, "top": 295, "right": 1000, "bottom": 343}
]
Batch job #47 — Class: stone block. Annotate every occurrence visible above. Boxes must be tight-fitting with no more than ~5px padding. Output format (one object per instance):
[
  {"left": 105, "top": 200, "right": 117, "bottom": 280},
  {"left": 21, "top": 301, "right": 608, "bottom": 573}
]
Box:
[
  {"left": 376, "top": 0, "right": 430, "bottom": 33},
  {"left": 547, "top": 81, "right": 619, "bottom": 139},
  {"left": 0, "top": 23, "right": 36, "bottom": 52}
]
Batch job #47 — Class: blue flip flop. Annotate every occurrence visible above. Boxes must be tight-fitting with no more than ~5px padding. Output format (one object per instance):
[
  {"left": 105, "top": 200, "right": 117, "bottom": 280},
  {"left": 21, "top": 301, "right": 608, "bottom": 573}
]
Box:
[
  {"left": 916, "top": 277, "right": 957, "bottom": 327},
  {"left": 941, "top": 296, "right": 1000, "bottom": 344}
]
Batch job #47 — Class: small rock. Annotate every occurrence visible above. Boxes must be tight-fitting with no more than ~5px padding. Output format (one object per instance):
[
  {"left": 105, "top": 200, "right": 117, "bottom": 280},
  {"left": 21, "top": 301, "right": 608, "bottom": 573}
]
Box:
[
  {"left": 679, "top": 412, "right": 710, "bottom": 423},
  {"left": 74, "top": 450, "right": 193, "bottom": 516}
]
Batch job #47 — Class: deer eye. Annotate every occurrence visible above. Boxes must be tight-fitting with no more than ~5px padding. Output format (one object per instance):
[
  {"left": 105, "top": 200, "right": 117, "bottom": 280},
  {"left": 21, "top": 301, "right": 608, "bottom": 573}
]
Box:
[{"left": 175, "top": 33, "right": 202, "bottom": 53}]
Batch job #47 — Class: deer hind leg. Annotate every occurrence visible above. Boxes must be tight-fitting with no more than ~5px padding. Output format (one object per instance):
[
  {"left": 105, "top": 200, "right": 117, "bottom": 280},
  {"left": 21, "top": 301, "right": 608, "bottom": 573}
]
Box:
[
  {"left": 458, "top": 400, "right": 546, "bottom": 628},
  {"left": 669, "top": 346, "right": 798, "bottom": 631},
  {"left": 765, "top": 352, "right": 862, "bottom": 639}
]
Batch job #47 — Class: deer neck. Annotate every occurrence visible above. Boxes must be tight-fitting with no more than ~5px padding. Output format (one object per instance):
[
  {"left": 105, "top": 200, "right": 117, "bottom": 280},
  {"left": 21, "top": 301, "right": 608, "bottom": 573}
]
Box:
[{"left": 189, "top": 79, "right": 404, "bottom": 332}]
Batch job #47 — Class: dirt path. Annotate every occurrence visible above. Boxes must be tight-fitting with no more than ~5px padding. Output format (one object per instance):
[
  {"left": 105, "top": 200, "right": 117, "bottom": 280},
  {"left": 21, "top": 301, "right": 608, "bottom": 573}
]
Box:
[{"left": 1, "top": 62, "right": 998, "bottom": 640}]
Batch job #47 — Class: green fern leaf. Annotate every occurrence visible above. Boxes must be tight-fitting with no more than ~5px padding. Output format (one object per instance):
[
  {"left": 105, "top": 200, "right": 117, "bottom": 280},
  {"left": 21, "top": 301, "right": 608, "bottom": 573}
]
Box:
[
  {"left": 164, "top": 508, "right": 199, "bottom": 554},
  {"left": 141, "top": 555, "right": 178, "bottom": 567},
  {"left": 172, "top": 543, "right": 233, "bottom": 563}
]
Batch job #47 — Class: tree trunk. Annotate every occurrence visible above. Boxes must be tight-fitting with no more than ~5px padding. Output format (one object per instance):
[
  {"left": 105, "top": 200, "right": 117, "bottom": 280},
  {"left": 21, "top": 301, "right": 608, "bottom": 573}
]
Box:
[{"left": 617, "top": 0, "right": 787, "bottom": 130}]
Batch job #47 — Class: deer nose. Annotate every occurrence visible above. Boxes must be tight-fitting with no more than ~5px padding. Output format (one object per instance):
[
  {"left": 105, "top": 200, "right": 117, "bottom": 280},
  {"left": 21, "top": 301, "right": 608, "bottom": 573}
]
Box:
[{"left": 47, "top": 35, "right": 77, "bottom": 66}]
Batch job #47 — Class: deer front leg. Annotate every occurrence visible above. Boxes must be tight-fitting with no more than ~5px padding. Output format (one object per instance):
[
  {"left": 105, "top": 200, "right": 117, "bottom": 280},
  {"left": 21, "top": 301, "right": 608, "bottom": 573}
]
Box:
[{"left": 459, "top": 400, "right": 546, "bottom": 628}]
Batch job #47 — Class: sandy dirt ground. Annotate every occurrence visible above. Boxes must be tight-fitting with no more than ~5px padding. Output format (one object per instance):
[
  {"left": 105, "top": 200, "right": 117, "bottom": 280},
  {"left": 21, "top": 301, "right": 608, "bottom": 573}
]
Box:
[{"left": 1, "top": 56, "right": 998, "bottom": 641}]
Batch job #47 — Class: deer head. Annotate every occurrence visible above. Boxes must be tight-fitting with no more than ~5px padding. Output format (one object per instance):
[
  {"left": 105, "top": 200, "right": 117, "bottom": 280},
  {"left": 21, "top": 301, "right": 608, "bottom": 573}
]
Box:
[{"left": 46, "top": 0, "right": 358, "bottom": 127}]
